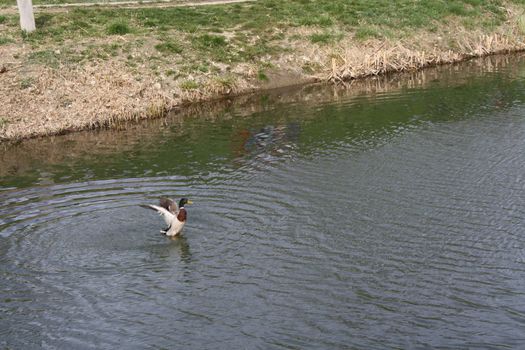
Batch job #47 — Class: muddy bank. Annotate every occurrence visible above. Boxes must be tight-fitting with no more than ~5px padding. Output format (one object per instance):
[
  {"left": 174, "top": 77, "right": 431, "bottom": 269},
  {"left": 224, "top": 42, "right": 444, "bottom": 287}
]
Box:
[{"left": 1, "top": 2, "right": 525, "bottom": 142}]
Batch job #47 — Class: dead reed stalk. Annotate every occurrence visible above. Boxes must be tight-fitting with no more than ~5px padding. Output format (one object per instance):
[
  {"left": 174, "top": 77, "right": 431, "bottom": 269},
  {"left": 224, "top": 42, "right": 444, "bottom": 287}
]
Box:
[{"left": 327, "top": 20, "right": 525, "bottom": 83}]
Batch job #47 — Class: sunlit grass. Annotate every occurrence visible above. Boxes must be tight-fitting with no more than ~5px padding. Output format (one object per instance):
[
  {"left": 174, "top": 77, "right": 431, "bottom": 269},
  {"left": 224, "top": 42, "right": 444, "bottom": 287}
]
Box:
[
  {"left": 179, "top": 80, "right": 199, "bottom": 90},
  {"left": 11, "top": 0, "right": 514, "bottom": 44},
  {"left": 1, "top": 0, "right": 522, "bottom": 73},
  {"left": 154, "top": 40, "right": 183, "bottom": 55},
  {"left": 0, "top": 35, "right": 14, "bottom": 45},
  {"left": 107, "top": 21, "right": 131, "bottom": 35}
]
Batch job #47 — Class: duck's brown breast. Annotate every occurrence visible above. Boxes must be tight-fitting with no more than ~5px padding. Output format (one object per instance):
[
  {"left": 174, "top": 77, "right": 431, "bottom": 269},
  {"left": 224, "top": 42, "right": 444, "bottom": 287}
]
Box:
[{"left": 177, "top": 208, "right": 187, "bottom": 222}]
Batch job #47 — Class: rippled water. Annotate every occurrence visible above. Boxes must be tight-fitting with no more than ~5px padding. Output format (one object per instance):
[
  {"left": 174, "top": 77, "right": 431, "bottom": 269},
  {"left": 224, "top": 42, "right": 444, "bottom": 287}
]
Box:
[{"left": 2, "top": 55, "right": 525, "bottom": 349}]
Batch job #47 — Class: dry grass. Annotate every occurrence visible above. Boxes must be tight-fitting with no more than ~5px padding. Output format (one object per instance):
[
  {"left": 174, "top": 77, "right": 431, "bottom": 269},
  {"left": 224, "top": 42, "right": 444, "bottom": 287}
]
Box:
[
  {"left": 325, "top": 12, "right": 525, "bottom": 83},
  {"left": 1, "top": 62, "right": 169, "bottom": 139}
]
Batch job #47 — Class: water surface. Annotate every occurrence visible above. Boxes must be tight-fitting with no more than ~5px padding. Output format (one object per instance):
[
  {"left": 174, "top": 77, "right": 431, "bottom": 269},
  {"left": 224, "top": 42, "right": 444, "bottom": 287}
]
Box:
[{"left": 1, "top": 55, "right": 525, "bottom": 349}]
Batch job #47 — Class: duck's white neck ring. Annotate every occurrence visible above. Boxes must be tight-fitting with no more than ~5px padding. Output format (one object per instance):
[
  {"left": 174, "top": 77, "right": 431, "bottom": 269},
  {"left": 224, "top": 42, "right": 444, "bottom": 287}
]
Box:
[{"left": 179, "top": 207, "right": 185, "bottom": 210}]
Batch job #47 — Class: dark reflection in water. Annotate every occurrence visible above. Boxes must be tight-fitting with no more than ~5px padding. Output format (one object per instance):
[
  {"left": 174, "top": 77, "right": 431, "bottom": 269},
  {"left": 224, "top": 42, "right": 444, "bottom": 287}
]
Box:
[
  {"left": 1, "top": 54, "right": 525, "bottom": 349},
  {"left": 231, "top": 122, "right": 301, "bottom": 166}
]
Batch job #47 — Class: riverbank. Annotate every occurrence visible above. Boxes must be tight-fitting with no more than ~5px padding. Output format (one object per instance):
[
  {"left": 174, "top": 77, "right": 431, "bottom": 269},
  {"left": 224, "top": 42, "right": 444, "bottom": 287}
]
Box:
[{"left": 1, "top": 0, "right": 525, "bottom": 141}]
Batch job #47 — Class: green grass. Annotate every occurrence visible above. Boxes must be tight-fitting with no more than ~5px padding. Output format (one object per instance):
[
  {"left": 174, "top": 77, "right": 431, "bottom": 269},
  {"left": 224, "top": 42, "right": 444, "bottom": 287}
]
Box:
[
  {"left": 0, "top": 35, "right": 13, "bottom": 45},
  {"left": 2, "top": 0, "right": 524, "bottom": 77},
  {"left": 309, "top": 32, "right": 342, "bottom": 44},
  {"left": 28, "top": 50, "right": 61, "bottom": 67},
  {"left": 257, "top": 69, "right": 268, "bottom": 81},
  {"left": 193, "top": 34, "right": 226, "bottom": 48},
  {"left": 107, "top": 20, "right": 131, "bottom": 35},
  {"left": 20, "top": 77, "right": 34, "bottom": 89},
  {"left": 354, "top": 26, "right": 383, "bottom": 41},
  {"left": 11, "top": 0, "right": 514, "bottom": 45},
  {"left": 179, "top": 80, "right": 199, "bottom": 90},
  {"left": 154, "top": 40, "right": 183, "bottom": 55}
]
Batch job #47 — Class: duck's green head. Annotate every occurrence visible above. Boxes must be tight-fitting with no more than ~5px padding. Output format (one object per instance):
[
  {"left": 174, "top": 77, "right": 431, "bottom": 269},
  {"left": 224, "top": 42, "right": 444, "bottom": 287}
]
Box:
[{"left": 179, "top": 198, "right": 193, "bottom": 208}]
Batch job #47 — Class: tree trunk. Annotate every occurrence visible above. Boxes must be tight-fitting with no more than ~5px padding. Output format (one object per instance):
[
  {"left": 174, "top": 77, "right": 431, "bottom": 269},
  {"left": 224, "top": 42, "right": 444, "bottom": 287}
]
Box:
[{"left": 17, "top": 0, "right": 36, "bottom": 32}]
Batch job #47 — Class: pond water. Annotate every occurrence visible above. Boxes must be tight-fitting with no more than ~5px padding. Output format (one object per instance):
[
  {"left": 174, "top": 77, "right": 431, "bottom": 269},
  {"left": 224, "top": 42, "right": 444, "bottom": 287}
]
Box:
[{"left": 1, "top": 55, "right": 525, "bottom": 349}]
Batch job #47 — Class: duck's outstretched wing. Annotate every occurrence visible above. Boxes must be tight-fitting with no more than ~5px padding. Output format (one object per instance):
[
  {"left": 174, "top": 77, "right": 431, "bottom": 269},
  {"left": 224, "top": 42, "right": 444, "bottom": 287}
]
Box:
[
  {"left": 140, "top": 204, "right": 174, "bottom": 226},
  {"left": 159, "top": 198, "right": 179, "bottom": 215}
]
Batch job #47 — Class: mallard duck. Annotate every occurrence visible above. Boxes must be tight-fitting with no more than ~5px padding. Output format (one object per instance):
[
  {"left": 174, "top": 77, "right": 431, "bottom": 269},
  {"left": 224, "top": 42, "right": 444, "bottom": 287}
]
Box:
[{"left": 141, "top": 197, "right": 193, "bottom": 236}]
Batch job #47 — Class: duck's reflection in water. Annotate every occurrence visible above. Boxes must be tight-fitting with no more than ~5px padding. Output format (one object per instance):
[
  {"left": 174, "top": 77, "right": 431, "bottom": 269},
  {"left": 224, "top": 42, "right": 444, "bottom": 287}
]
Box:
[
  {"left": 144, "top": 234, "right": 192, "bottom": 265},
  {"left": 167, "top": 234, "right": 191, "bottom": 263}
]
